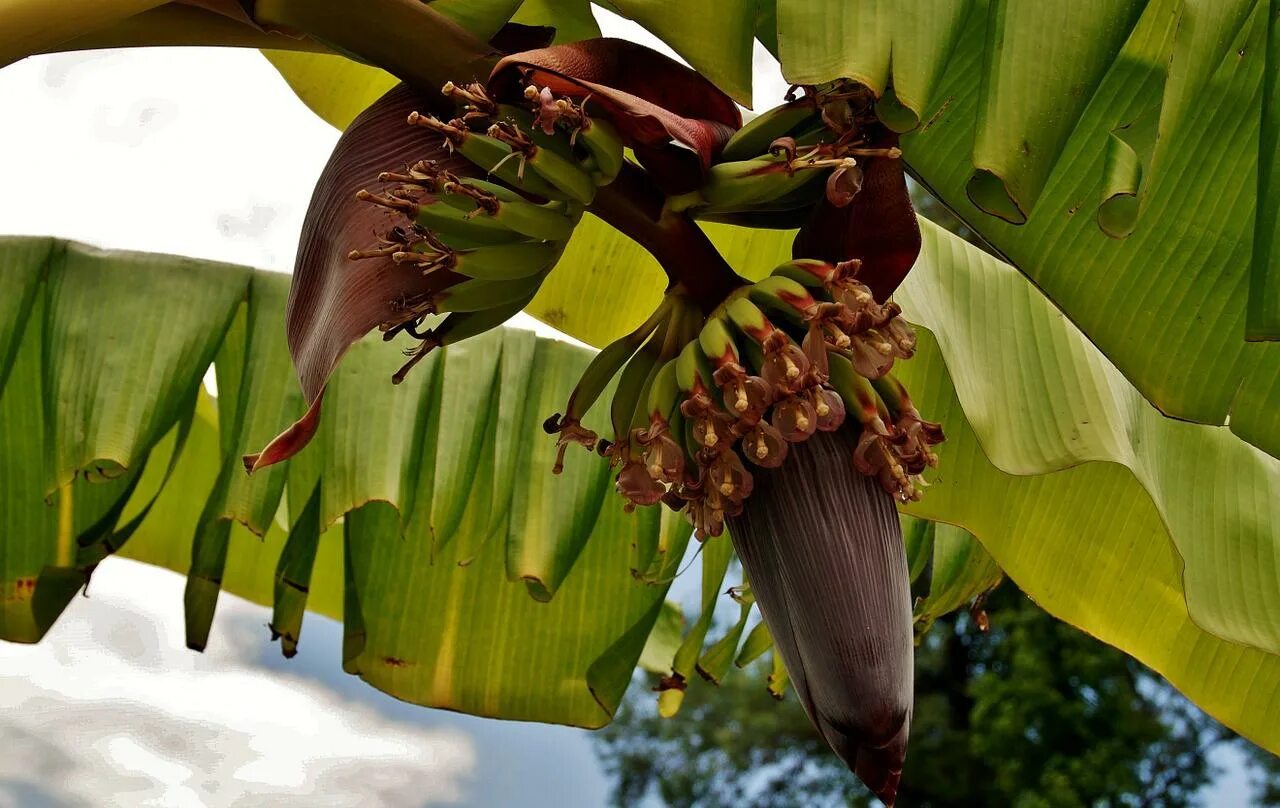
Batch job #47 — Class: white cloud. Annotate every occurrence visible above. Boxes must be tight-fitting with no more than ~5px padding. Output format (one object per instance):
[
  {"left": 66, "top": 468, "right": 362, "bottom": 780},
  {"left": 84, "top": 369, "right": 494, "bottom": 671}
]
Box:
[
  {"left": 0, "top": 48, "right": 337, "bottom": 273},
  {"left": 0, "top": 559, "right": 475, "bottom": 808}
]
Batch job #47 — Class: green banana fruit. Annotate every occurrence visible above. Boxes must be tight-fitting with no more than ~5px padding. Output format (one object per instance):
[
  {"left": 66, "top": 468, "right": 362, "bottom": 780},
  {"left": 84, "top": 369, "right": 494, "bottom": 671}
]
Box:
[
  {"left": 433, "top": 269, "right": 549, "bottom": 314},
  {"left": 353, "top": 189, "right": 528, "bottom": 246},
  {"left": 746, "top": 275, "right": 821, "bottom": 326},
  {"left": 610, "top": 316, "right": 672, "bottom": 449},
  {"left": 771, "top": 258, "right": 839, "bottom": 290},
  {"left": 521, "top": 84, "right": 625, "bottom": 186},
  {"left": 675, "top": 338, "right": 716, "bottom": 397},
  {"left": 450, "top": 241, "right": 563, "bottom": 281},
  {"left": 437, "top": 178, "right": 579, "bottom": 242},
  {"left": 720, "top": 98, "right": 819, "bottom": 162},
  {"left": 697, "top": 315, "right": 742, "bottom": 369},
  {"left": 493, "top": 103, "right": 582, "bottom": 166},
  {"left": 486, "top": 121, "right": 597, "bottom": 205},
  {"left": 693, "top": 173, "right": 826, "bottom": 229},
  {"left": 734, "top": 619, "right": 774, "bottom": 668},
  {"left": 670, "top": 153, "right": 819, "bottom": 214},
  {"left": 644, "top": 357, "right": 682, "bottom": 426},
  {"left": 767, "top": 648, "right": 790, "bottom": 699},
  {"left": 724, "top": 297, "right": 776, "bottom": 346},
  {"left": 574, "top": 117, "right": 624, "bottom": 185},
  {"left": 407, "top": 111, "right": 567, "bottom": 200},
  {"left": 629, "top": 306, "right": 693, "bottom": 438},
  {"left": 556, "top": 296, "right": 675, "bottom": 430},
  {"left": 825, "top": 350, "right": 881, "bottom": 422}
]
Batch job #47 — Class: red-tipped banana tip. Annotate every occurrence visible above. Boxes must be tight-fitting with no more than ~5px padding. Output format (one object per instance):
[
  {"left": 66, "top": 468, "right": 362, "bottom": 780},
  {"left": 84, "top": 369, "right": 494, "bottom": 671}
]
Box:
[{"left": 243, "top": 393, "right": 324, "bottom": 475}]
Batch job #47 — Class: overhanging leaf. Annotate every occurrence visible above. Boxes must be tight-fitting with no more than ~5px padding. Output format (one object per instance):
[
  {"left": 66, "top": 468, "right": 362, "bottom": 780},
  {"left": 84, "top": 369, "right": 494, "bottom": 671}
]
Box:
[
  {"left": 0, "top": 236, "right": 687, "bottom": 728},
  {"left": 608, "top": 0, "right": 756, "bottom": 105},
  {"left": 512, "top": 0, "right": 600, "bottom": 43},
  {"left": 775, "top": 0, "right": 972, "bottom": 131},
  {"left": 3, "top": 203, "right": 1279, "bottom": 747},
  {"left": 962, "top": 0, "right": 1149, "bottom": 223},
  {"left": 897, "top": 0, "right": 1280, "bottom": 458},
  {"left": 1250, "top": 0, "right": 1280, "bottom": 339}
]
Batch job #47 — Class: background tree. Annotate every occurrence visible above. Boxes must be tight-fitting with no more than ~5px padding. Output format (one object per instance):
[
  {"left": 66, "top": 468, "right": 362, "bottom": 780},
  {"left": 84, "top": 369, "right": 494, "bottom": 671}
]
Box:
[{"left": 597, "top": 585, "right": 1280, "bottom": 808}]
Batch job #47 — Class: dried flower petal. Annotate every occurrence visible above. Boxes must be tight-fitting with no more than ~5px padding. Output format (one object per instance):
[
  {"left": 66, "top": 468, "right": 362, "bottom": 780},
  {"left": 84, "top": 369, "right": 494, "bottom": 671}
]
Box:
[
  {"left": 637, "top": 418, "right": 686, "bottom": 484},
  {"left": 825, "top": 160, "right": 864, "bottom": 207},
  {"left": 617, "top": 460, "right": 666, "bottom": 507},
  {"left": 708, "top": 450, "right": 754, "bottom": 502},
  {"left": 881, "top": 316, "right": 917, "bottom": 359},
  {"left": 741, "top": 421, "right": 789, "bottom": 468},
  {"left": 848, "top": 331, "right": 896, "bottom": 379},
  {"left": 712, "top": 364, "right": 772, "bottom": 423},
  {"left": 772, "top": 395, "right": 819, "bottom": 443},
  {"left": 812, "top": 387, "right": 847, "bottom": 432},
  {"left": 760, "top": 333, "right": 812, "bottom": 394}
]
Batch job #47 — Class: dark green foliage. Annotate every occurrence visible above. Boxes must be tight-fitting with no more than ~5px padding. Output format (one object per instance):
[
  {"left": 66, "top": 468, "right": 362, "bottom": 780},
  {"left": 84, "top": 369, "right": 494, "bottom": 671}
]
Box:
[{"left": 596, "top": 586, "right": 1280, "bottom": 807}]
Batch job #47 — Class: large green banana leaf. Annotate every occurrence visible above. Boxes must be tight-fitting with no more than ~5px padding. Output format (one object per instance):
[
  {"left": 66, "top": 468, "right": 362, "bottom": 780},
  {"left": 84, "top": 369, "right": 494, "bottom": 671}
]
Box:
[
  {"left": 892, "top": 0, "right": 1280, "bottom": 460},
  {"left": 2, "top": 227, "right": 1278, "bottom": 750},
  {"left": 0, "top": 238, "right": 688, "bottom": 728}
]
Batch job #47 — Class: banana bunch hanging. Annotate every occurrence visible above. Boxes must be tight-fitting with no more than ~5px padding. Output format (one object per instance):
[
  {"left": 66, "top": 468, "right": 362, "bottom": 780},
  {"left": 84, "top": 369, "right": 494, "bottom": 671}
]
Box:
[
  {"left": 347, "top": 80, "right": 624, "bottom": 381},
  {"left": 546, "top": 257, "right": 942, "bottom": 540},
  {"left": 347, "top": 71, "right": 943, "bottom": 539}
]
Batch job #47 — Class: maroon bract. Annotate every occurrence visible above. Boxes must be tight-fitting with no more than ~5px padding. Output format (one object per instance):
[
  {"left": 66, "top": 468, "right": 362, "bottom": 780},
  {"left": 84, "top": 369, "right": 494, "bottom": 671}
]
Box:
[
  {"left": 728, "top": 429, "right": 914, "bottom": 807},
  {"left": 245, "top": 85, "right": 476, "bottom": 471},
  {"left": 489, "top": 38, "right": 741, "bottom": 192},
  {"left": 793, "top": 132, "right": 922, "bottom": 302}
]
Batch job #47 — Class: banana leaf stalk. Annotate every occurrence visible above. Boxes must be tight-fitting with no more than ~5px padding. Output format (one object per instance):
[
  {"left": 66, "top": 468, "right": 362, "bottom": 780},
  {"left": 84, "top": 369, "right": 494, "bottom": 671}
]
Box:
[{"left": 726, "top": 427, "right": 913, "bottom": 806}]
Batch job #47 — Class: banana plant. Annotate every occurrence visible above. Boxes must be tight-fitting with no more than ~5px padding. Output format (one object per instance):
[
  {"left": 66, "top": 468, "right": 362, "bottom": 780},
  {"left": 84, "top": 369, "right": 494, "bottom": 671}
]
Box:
[{"left": 2, "top": 1, "right": 1279, "bottom": 804}]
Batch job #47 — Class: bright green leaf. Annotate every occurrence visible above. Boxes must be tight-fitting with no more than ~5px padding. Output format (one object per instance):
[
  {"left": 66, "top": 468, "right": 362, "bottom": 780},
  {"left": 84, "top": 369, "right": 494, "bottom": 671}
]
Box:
[
  {"left": 512, "top": 0, "right": 601, "bottom": 42},
  {"left": 775, "top": 0, "right": 972, "bottom": 131},
  {"left": 902, "top": 0, "right": 1280, "bottom": 457},
  {"left": 609, "top": 0, "right": 755, "bottom": 105}
]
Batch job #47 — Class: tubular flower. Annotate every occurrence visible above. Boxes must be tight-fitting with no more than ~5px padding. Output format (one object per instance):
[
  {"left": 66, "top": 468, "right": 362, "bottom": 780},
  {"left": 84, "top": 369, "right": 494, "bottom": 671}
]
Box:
[
  {"left": 634, "top": 418, "right": 686, "bottom": 486},
  {"left": 711, "top": 363, "right": 773, "bottom": 424}
]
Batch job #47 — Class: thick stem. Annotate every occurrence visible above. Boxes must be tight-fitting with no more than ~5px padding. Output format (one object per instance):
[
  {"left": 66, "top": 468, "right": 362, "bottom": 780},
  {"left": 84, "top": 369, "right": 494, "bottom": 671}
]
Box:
[
  {"left": 252, "top": 0, "right": 499, "bottom": 91},
  {"left": 46, "top": 5, "right": 333, "bottom": 55},
  {"left": 587, "top": 164, "right": 744, "bottom": 312}
]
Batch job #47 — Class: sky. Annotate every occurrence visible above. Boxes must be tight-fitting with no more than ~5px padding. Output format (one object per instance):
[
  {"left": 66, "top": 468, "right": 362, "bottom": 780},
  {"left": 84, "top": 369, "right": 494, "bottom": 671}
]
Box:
[{"left": 0, "top": 9, "right": 1262, "bottom": 808}]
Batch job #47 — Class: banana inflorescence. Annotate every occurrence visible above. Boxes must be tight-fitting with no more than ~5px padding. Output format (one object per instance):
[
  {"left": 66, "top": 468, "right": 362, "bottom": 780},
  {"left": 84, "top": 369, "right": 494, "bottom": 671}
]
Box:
[
  {"left": 546, "top": 257, "right": 943, "bottom": 540},
  {"left": 348, "top": 73, "right": 942, "bottom": 538},
  {"left": 349, "top": 80, "right": 626, "bottom": 382}
]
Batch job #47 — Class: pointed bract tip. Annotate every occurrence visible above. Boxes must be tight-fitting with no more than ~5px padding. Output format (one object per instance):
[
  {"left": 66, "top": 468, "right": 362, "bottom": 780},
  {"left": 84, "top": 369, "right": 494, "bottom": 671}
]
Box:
[{"left": 243, "top": 394, "right": 325, "bottom": 474}]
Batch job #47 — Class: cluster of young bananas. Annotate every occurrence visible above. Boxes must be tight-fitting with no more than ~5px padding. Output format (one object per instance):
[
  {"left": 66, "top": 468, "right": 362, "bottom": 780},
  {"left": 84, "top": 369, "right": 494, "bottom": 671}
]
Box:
[
  {"left": 670, "top": 84, "right": 895, "bottom": 224},
  {"left": 546, "top": 257, "right": 944, "bottom": 539},
  {"left": 351, "top": 80, "right": 624, "bottom": 381}
]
